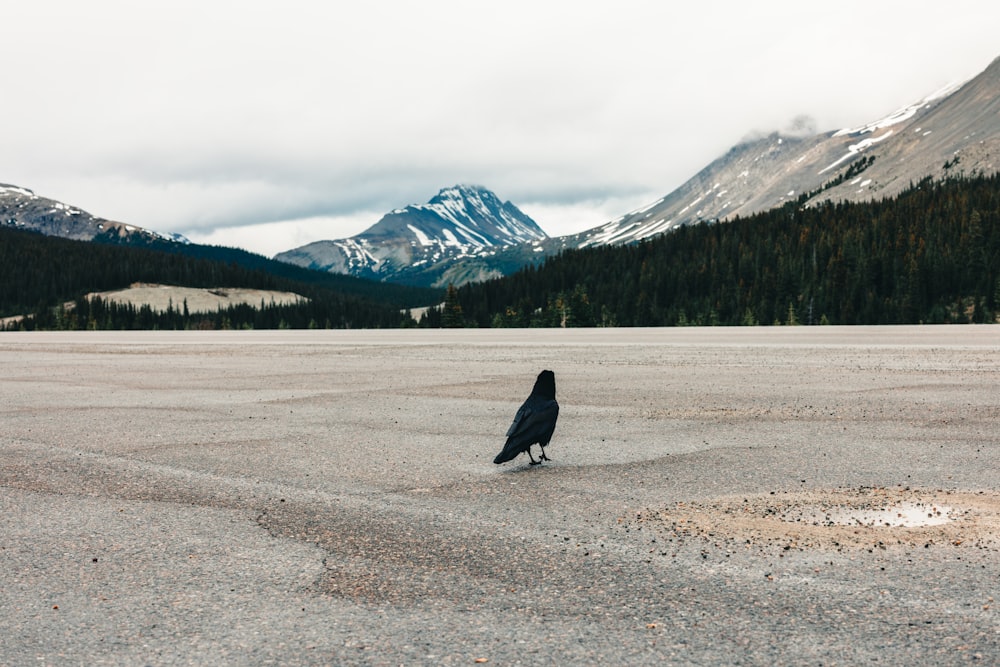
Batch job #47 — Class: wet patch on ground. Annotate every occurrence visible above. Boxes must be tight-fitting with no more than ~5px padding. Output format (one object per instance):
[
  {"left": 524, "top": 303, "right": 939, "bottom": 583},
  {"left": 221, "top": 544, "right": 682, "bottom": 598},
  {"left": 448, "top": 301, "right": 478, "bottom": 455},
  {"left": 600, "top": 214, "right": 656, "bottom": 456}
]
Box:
[{"left": 625, "top": 487, "right": 1000, "bottom": 551}]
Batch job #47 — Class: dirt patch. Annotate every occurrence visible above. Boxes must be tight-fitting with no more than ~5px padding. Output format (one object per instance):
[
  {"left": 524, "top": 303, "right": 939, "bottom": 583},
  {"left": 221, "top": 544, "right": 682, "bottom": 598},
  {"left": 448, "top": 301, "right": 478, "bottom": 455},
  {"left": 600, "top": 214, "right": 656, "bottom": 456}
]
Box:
[{"left": 628, "top": 487, "right": 1000, "bottom": 551}]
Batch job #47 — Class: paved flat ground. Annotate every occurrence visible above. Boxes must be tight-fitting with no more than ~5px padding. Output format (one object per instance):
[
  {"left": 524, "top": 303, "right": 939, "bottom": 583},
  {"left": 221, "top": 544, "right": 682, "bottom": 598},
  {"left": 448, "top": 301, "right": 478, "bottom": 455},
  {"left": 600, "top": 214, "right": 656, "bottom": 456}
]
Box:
[{"left": 2, "top": 327, "right": 998, "bottom": 665}]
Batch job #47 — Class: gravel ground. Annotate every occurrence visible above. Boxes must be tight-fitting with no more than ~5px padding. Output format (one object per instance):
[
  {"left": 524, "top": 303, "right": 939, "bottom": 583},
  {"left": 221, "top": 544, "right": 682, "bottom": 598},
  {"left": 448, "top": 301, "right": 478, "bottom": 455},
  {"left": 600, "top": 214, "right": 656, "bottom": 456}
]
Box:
[{"left": 1, "top": 327, "right": 998, "bottom": 666}]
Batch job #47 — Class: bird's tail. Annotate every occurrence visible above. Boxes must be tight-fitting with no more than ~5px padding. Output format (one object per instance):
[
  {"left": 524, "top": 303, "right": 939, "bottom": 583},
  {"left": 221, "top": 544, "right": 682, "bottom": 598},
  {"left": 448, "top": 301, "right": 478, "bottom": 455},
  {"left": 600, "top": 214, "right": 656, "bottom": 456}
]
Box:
[{"left": 493, "top": 437, "right": 519, "bottom": 464}]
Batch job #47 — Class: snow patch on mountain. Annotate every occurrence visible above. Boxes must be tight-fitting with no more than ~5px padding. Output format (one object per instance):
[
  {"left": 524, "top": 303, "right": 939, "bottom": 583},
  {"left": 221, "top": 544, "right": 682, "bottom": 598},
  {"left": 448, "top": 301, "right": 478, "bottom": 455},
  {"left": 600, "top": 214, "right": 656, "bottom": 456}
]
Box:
[
  {"left": 2, "top": 182, "right": 184, "bottom": 244},
  {"left": 833, "top": 81, "right": 964, "bottom": 138}
]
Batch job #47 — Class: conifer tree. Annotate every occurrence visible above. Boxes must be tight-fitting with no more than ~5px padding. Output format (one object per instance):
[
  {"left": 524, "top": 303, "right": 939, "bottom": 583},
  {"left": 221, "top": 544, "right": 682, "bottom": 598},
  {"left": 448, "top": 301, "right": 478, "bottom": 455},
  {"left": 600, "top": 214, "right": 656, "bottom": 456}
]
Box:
[{"left": 442, "top": 284, "right": 464, "bottom": 328}]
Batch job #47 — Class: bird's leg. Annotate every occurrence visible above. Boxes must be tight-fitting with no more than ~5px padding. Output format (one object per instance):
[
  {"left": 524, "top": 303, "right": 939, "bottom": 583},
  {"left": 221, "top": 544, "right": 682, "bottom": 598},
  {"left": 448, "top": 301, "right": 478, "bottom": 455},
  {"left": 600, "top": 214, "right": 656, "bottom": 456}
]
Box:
[
  {"left": 527, "top": 445, "right": 542, "bottom": 465},
  {"left": 539, "top": 445, "right": 550, "bottom": 461}
]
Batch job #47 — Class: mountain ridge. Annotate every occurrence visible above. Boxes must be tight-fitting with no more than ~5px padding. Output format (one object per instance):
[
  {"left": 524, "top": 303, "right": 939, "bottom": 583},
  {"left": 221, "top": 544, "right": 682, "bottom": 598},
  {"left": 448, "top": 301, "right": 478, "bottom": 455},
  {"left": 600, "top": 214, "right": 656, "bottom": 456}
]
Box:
[
  {"left": 1, "top": 183, "right": 188, "bottom": 245},
  {"left": 569, "top": 55, "right": 999, "bottom": 248}
]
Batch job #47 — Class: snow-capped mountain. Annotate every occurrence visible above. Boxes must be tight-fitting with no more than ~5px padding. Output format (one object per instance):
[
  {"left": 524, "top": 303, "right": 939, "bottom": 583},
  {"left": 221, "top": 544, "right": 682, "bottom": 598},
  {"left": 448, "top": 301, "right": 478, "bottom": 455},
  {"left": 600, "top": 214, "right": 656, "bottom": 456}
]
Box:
[
  {"left": 569, "top": 54, "right": 1000, "bottom": 248},
  {"left": 0, "top": 183, "right": 188, "bottom": 245},
  {"left": 275, "top": 185, "right": 549, "bottom": 286},
  {"left": 279, "top": 55, "right": 999, "bottom": 287}
]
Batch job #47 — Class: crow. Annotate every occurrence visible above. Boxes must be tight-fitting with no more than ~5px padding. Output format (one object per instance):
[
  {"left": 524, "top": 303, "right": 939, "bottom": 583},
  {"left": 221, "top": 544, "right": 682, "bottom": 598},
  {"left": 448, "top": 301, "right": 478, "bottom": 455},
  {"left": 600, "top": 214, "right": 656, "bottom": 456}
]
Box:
[{"left": 493, "top": 370, "right": 559, "bottom": 465}]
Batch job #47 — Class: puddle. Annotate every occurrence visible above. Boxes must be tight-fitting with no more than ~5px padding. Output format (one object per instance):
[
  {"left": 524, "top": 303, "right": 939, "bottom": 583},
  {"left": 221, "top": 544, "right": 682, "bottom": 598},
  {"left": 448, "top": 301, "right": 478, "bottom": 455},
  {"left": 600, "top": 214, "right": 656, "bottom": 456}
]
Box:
[
  {"left": 629, "top": 488, "right": 1000, "bottom": 550},
  {"left": 781, "top": 501, "right": 954, "bottom": 528}
]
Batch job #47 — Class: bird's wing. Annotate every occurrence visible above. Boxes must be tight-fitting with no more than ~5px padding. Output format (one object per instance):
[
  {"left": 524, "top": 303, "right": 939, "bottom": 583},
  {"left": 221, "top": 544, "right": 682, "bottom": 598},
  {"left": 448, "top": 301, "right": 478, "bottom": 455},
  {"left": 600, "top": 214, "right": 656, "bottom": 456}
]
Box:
[{"left": 505, "top": 402, "right": 532, "bottom": 437}]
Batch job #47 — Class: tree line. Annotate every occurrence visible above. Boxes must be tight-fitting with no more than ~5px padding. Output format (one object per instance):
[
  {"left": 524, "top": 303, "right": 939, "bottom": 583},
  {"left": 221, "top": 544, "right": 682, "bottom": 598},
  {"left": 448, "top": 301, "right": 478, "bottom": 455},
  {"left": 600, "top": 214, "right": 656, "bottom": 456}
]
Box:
[
  {"left": 1, "top": 226, "right": 438, "bottom": 330},
  {"left": 18, "top": 294, "right": 414, "bottom": 331},
  {"left": 448, "top": 174, "right": 1000, "bottom": 327}
]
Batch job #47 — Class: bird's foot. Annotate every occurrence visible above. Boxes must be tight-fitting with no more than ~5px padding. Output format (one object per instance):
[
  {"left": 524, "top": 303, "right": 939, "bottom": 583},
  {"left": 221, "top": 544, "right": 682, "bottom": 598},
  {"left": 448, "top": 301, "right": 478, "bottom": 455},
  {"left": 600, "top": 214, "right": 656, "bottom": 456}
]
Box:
[
  {"left": 540, "top": 453, "right": 550, "bottom": 461},
  {"left": 529, "top": 459, "right": 542, "bottom": 465}
]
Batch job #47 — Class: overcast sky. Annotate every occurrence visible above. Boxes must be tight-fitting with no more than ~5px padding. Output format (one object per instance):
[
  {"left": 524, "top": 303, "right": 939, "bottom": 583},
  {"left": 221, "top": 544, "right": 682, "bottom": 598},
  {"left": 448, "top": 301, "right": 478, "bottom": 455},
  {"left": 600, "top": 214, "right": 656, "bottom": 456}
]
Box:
[{"left": 3, "top": 1, "right": 998, "bottom": 256}]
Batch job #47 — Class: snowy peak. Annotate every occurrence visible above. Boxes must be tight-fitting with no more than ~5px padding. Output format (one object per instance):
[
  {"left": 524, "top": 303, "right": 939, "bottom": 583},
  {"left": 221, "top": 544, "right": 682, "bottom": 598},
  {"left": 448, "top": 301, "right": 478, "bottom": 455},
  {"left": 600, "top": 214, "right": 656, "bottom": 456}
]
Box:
[
  {"left": 424, "top": 184, "right": 539, "bottom": 241},
  {"left": 275, "top": 185, "right": 547, "bottom": 286},
  {"left": 370, "top": 184, "right": 546, "bottom": 248}
]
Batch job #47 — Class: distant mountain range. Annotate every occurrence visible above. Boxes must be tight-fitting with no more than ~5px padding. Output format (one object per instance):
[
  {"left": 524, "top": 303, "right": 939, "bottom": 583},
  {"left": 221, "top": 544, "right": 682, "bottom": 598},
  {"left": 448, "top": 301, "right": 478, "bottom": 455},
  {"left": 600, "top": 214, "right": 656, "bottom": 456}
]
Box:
[
  {"left": 0, "top": 183, "right": 440, "bottom": 312},
  {"left": 4, "top": 54, "right": 998, "bottom": 290},
  {"left": 276, "top": 54, "right": 999, "bottom": 285}
]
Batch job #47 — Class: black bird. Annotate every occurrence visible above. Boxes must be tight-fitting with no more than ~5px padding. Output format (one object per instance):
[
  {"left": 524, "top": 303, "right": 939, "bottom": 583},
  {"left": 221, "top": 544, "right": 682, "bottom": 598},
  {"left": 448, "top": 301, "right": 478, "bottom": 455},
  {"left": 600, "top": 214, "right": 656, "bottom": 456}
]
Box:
[{"left": 493, "top": 370, "right": 559, "bottom": 465}]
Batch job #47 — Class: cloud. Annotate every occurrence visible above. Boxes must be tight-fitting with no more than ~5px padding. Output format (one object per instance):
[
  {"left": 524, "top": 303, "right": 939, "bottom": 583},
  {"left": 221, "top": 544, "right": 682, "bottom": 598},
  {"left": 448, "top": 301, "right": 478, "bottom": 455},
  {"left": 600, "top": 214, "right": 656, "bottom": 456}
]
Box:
[
  {"left": 2, "top": 1, "right": 999, "bottom": 258},
  {"left": 783, "top": 115, "right": 819, "bottom": 138},
  {"left": 182, "top": 213, "right": 383, "bottom": 257},
  {"left": 519, "top": 194, "right": 660, "bottom": 239}
]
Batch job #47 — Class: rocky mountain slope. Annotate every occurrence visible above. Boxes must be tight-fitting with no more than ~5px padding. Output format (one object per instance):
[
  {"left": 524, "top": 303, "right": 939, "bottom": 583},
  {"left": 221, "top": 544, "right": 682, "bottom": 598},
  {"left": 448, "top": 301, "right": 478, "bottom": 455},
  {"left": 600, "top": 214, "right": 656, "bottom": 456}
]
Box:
[
  {"left": 1, "top": 183, "right": 187, "bottom": 245},
  {"left": 275, "top": 185, "right": 549, "bottom": 286},
  {"left": 571, "top": 55, "right": 999, "bottom": 248}
]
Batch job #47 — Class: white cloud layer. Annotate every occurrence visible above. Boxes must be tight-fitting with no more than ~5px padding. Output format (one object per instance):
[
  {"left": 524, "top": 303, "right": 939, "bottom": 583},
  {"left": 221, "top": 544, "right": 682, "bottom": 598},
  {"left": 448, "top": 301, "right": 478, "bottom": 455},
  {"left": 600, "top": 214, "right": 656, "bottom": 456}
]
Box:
[
  {"left": 2, "top": 1, "right": 998, "bottom": 256},
  {"left": 184, "top": 213, "right": 384, "bottom": 257}
]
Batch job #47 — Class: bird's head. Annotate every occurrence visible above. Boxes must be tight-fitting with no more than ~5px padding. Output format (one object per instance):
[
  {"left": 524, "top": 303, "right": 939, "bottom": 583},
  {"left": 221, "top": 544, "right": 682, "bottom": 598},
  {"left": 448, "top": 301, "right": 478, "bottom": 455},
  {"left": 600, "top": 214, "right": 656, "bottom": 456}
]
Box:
[{"left": 532, "top": 370, "right": 556, "bottom": 400}]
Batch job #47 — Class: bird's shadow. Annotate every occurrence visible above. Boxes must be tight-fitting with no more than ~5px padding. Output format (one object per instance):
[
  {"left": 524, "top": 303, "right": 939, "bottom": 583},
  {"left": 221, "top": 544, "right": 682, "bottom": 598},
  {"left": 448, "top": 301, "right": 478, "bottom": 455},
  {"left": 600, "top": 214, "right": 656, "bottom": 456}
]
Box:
[{"left": 496, "top": 460, "right": 559, "bottom": 474}]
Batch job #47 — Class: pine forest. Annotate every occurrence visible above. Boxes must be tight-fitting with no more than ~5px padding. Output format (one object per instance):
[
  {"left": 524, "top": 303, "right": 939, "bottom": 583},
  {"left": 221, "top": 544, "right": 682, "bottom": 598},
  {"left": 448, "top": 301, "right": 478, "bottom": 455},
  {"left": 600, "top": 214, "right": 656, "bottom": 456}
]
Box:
[{"left": 448, "top": 175, "right": 1000, "bottom": 327}]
